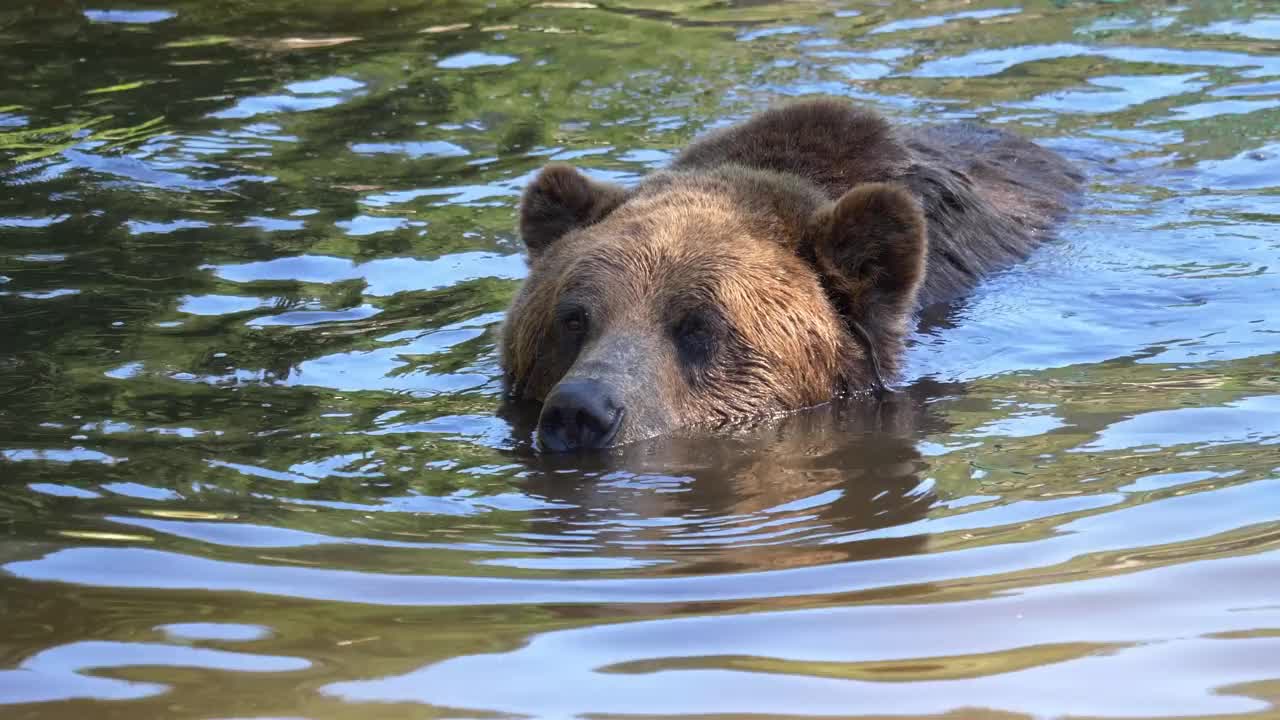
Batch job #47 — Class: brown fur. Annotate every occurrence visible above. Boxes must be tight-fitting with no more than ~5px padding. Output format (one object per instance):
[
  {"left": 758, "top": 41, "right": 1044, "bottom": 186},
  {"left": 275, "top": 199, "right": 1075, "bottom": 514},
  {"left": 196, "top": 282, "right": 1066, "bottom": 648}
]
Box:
[{"left": 501, "top": 98, "right": 1082, "bottom": 449}]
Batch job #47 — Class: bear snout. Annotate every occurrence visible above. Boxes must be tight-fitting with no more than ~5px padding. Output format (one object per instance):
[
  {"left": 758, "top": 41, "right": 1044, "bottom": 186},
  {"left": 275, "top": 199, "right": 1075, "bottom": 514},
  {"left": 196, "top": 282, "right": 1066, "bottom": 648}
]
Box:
[{"left": 537, "top": 378, "right": 627, "bottom": 452}]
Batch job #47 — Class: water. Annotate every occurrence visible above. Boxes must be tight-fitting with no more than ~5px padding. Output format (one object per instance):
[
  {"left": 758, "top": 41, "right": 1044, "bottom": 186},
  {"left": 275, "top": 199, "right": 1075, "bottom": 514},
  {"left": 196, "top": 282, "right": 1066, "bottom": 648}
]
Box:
[{"left": 1, "top": 1, "right": 1279, "bottom": 717}]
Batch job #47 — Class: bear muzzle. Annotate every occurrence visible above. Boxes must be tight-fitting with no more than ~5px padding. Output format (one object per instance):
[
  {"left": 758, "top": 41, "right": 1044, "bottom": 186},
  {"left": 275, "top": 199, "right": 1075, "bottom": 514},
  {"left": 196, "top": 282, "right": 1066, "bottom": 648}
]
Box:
[
  {"left": 534, "top": 334, "right": 672, "bottom": 452},
  {"left": 537, "top": 377, "right": 627, "bottom": 452}
]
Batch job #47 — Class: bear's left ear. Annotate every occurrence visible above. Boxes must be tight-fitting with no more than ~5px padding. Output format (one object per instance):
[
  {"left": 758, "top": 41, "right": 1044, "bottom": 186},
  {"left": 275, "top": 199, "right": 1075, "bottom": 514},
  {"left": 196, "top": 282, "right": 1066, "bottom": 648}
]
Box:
[
  {"left": 520, "top": 163, "right": 627, "bottom": 258},
  {"left": 807, "top": 182, "right": 928, "bottom": 321}
]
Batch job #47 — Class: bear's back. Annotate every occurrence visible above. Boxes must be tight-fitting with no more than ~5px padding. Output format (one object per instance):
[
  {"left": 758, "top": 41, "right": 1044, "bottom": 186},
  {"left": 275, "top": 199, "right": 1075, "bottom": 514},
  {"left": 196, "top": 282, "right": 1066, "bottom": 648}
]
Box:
[
  {"left": 671, "top": 99, "right": 912, "bottom": 196},
  {"left": 671, "top": 99, "right": 1084, "bottom": 307},
  {"left": 899, "top": 121, "right": 1083, "bottom": 304}
]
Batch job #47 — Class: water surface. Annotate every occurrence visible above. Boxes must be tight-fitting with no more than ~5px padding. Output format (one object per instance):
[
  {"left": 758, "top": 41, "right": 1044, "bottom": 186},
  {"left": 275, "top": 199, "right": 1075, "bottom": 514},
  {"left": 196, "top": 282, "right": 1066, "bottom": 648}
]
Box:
[{"left": 2, "top": 0, "right": 1280, "bottom": 717}]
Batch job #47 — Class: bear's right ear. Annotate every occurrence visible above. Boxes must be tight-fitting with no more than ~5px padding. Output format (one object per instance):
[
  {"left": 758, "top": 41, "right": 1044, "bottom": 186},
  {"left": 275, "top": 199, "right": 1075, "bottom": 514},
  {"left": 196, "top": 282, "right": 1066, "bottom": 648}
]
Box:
[{"left": 519, "top": 163, "right": 627, "bottom": 258}]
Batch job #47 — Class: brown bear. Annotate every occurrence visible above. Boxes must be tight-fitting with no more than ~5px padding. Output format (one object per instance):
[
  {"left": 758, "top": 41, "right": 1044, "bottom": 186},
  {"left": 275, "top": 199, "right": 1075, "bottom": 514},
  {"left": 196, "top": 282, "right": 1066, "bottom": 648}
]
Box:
[{"left": 501, "top": 98, "right": 1082, "bottom": 452}]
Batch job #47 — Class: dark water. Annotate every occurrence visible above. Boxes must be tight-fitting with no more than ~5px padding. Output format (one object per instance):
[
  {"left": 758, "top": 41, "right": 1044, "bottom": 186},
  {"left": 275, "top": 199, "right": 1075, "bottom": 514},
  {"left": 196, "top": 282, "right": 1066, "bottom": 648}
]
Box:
[{"left": 2, "top": 1, "right": 1279, "bottom": 717}]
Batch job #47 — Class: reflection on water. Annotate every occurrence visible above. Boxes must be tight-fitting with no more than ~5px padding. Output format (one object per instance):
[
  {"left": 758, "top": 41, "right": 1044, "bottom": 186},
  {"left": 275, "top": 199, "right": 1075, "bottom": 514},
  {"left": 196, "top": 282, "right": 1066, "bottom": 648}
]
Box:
[{"left": 1, "top": 0, "right": 1279, "bottom": 718}]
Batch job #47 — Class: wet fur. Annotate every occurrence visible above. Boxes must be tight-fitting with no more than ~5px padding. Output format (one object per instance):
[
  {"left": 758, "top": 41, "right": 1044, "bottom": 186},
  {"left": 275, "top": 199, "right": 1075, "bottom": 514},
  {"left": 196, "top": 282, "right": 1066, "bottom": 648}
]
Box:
[
  {"left": 502, "top": 98, "right": 1082, "bottom": 445},
  {"left": 672, "top": 99, "right": 1084, "bottom": 306}
]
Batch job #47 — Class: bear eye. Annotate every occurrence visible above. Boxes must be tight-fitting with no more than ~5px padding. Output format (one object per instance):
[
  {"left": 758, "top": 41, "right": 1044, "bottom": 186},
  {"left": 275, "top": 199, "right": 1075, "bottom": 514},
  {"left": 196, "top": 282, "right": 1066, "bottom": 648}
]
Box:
[
  {"left": 559, "top": 306, "right": 588, "bottom": 335},
  {"left": 673, "top": 310, "right": 720, "bottom": 367}
]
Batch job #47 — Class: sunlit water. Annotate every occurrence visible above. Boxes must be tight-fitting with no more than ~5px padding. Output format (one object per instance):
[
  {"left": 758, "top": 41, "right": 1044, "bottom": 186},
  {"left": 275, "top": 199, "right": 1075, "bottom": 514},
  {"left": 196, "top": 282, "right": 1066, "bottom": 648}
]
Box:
[{"left": 2, "top": 1, "right": 1279, "bottom": 718}]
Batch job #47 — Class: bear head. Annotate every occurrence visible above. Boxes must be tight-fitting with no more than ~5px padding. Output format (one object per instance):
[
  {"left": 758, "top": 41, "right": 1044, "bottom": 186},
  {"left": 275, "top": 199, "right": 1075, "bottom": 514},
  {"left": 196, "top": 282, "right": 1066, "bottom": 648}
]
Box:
[{"left": 501, "top": 162, "right": 927, "bottom": 451}]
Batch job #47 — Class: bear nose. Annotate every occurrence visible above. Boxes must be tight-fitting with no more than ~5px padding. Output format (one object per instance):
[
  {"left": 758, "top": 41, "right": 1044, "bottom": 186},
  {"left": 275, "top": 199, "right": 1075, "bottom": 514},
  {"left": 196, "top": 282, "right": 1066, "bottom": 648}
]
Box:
[{"left": 537, "top": 378, "right": 625, "bottom": 452}]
